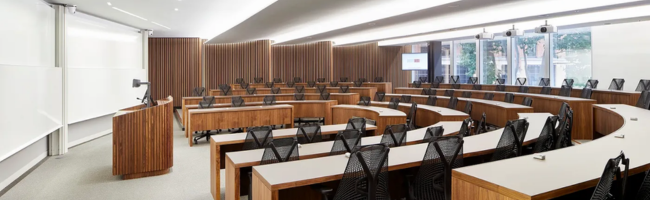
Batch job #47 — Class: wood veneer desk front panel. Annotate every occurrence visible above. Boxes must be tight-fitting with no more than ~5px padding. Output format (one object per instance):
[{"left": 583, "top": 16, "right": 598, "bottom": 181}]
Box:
[
  {"left": 331, "top": 105, "right": 406, "bottom": 135},
  {"left": 251, "top": 113, "right": 552, "bottom": 200},
  {"left": 369, "top": 102, "right": 468, "bottom": 127},
  {"left": 229, "top": 82, "right": 392, "bottom": 93},
  {"left": 185, "top": 93, "right": 358, "bottom": 108},
  {"left": 452, "top": 105, "right": 650, "bottom": 200},
  {"left": 112, "top": 97, "right": 173, "bottom": 180},
  {"left": 186, "top": 105, "right": 294, "bottom": 147},
  {"left": 214, "top": 87, "right": 377, "bottom": 98}
]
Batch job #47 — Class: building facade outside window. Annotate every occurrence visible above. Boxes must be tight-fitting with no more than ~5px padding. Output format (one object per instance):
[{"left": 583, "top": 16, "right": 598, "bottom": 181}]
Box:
[
  {"left": 552, "top": 27, "right": 592, "bottom": 88},
  {"left": 511, "top": 32, "right": 547, "bottom": 86},
  {"left": 480, "top": 36, "right": 508, "bottom": 84}
]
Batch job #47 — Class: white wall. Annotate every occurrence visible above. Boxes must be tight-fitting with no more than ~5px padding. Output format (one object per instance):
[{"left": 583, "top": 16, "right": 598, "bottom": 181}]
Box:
[{"left": 592, "top": 21, "right": 650, "bottom": 91}]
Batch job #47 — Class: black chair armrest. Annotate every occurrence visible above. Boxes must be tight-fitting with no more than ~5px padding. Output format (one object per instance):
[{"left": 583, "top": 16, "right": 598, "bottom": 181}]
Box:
[
  {"left": 310, "top": 184, "right": 333, "bottom": 200},
  {"left": 405, "top": 174, "right": 417, "bottom": 200}
]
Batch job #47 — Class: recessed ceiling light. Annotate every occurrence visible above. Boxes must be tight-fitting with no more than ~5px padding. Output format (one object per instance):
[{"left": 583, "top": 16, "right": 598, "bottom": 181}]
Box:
[
  {"left": 107, "top": 2, "right": 111, "bottom": 6},
  {"left": 112, "top": 7, "right": 148, "bottom": 21},
  {"left": 152, "top": 22, "right": 171, "bottom": 30},
  {"left": 175, "top": 8, "right": 178, "bottom": 11}
]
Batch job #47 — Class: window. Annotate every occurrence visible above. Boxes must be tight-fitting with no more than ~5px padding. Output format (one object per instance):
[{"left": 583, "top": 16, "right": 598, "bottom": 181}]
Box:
[
  {"left": 480, "top": 37, "right": 508, "bottom": 84},
  {"left": 552, "top": 27, "right": 592, "bottom": 88},
  {"left": 511, "top": 33, "right": 547, "bottom": 86},
  {"left": 454, "top": 39, "right": 476, "bottom": 84}
]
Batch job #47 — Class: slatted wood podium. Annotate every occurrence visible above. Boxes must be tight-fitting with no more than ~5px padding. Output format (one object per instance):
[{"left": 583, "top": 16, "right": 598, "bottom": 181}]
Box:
[{"left": 113, "top": 96, "right": 174, "bottom": 180}]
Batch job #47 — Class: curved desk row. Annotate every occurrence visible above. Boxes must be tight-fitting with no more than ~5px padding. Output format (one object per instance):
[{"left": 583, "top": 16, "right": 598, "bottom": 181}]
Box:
[
  {"left": 182, "top": 93, "right": 359, "bottom": 113},
  {"left": 406, "top": 83, "right": 641, "bottom": 106},
  {"left": 229, "top": 82, "right": 392, "bottom": 93},
  {"left": 210, "top": 87, "right": 377, "bottom": 98},
  {"left": 331, "top": 105, "right": 406, "bottom": 136},
  {"left": 369, "top": 102, "right": 468, "bottom": 127},
  {"left": 250, "top": 112, "right": 553, "bottom": 200},
  {"left": 393, "top": 88, "right": 596, "bottom": 139},
  {"left": 452, "top": 104, "right": 648, "bottom": 200}
]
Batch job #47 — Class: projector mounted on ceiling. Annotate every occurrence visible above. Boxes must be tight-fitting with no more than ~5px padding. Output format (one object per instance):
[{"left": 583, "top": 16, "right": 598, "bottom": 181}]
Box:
[
  {"left": 503, "top": 25, "right": 524, "bottom": 37},
  {"left": 475, "top": 28, "right": 494, "bottom": 40},
  {"left": 535, "top": 20, "right": 557, "bottom": 34}
]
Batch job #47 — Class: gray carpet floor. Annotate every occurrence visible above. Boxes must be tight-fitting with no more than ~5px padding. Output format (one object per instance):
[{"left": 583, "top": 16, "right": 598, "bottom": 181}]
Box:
[{"left": 0, "top": 111, "right": 226, "bottom": 200}]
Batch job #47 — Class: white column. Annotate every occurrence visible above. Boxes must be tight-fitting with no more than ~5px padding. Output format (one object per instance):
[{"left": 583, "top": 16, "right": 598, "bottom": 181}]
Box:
[{"left": 49, "top": 4, "right": 68, "bottom": 155}]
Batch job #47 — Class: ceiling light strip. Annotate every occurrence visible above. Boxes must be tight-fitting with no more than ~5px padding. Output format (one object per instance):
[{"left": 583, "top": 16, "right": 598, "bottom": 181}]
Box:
[
  {"left": 152, "top": 22, "right": 171, "bottom": 30},
  {"left": 112, "top": 7, "right": 148, "bottom": 21}
]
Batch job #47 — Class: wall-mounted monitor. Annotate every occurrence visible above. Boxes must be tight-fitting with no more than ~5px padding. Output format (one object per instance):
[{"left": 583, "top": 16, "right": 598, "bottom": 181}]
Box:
[{"left": 402, "top": 53, "right": 428, "bottom": 71}]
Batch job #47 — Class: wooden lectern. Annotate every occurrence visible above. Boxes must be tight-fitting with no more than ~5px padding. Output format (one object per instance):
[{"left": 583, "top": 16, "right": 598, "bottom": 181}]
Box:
[{"left": 113, "top": 96, "right": 173, "bottom": 180}]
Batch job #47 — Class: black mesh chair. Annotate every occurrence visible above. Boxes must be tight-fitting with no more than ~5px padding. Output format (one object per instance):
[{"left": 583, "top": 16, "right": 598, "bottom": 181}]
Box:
[
  {"left": 293, "top": 77, "right": 302, "bottom": 83},
  {"left": 522, "top": 97, "right": 533, "bottom": 106},
  {"left": 319, "top": 144, "right": 390, "bottom": 200},
  {"left": 273, "top": 78, "right": 282, "bottom": 83},
  {"left": 346, "top": 118, "right": 367, "bottom": 133},
  {"left": 330, "top": 81, "right": 339, "bottom": 87},
  {"left": 519, "top": 86, "right": 529, "bottom": 93},
  {"left": 200, "top": 96, "right": 215, "bottom": 107},
  {"left": 472, "top": 84, "right": 482, "bottom": 90},
  {"left": 555, "top": 109, "right": 574, "bottom": 150},
  {"left": 504, "top": 93, "right": 514, "bottom": 103},
  {"left": 474, "top": 113, "right": 487, "bottom": 135},
  {"left": 562, "top": 79, "right": 575, "bottom": 88},
  {"left": 635, "top": 169, "right": 650, "bottom": 200},
  {"left": 491, "top": 124, "right": 521, "bottom": 161},
  {"left": 270, "top": 87, "right": 281, "bottom": 94},
  {"left": 450, "top": 76, "right": 460, "bottom": 84},
  {"left": 358, "top": 78, "right": 367, "bottom": 83},
  {"left": 294, "top": 86, "right": 305, "bottom": 94},
  {"left": 462, "top": 91, "right": 472, "bottom": 98},
  {"left": 193, "top": 97, "right": 217, "bottom": 144},
  {"left": 483, "top": 93, "right": 494, "bottom": 100},
  {"left": 235, "top": 78, "right": 245, "bottom": 84},
  {"left": 444, "top": 90, "right": 454, "bottom": 97},
  {"left": 434, "top": 76, "right": 444, "bottom": 84},
  {"left": 464, "top": 102, "right": 472, "bottom": 115},
  {"left": 532, "top": 116, "right": 558, "bottom": 153},
  {"left": 413, "top": 81, "right": 423, "bottom": 88},
  {"left": 296, "top": 125, "right": 322, "bottom": 144},
  {"left": 468, "top": 77, "right": 479, "bottom": 85},
  {"left": 388, "top": 98, "right": 400, "bottom": 109},
  {"left": 447, "top": 97, "right": 458, "bottom": 109},
  {"left": 219, "top": 84, "right": 233, "bottom": 96},
  {"left": 353, "top": 81, "right": 363, "bottom": 87},
  {"left": 609, "top": 78, "right": 625, "bottom": 90},
  {"left": 406, "top": 102, "right": 417, "bottom": 129},
  {"left": 495, "top": 85, "right": 506, "bottom": 91},
  {"left": 339, "top": 86, "right": 350, "bottom": 93},
  {"left": 426, "top": 96, "right": 437, "bottom": 106},
  {"left": 318, "top": 78, "right": 326, "bottom": 83},
  {"left": 539, "top": 78, "right": 550, "bottom": 86},
  {"left": 358, "top": 96, "right": 371, "bottom": 106},
  {"left": 246, "top": 88, "right": 257, "bottom": 95},
  {"left": 590, "top": 152, "right": 630, "bottom": 200},
  {"left": 316, "top": 85, "right": 327, "bottom": 94},
  {"left": 459, "top": 118, "right": 472, "bottom": 137},
  {"left": 265, "top": 82, "right": 274, "bottom": 88},
  {"left": 558, "top": 102, "right": 569, "bottom": 121},
  {"left": 263, "top": 95, "right": 276, "bottom": 105},
  {"left": 422, "top": 88, "right": 435, "bottom": 95},
  {"left": 248, "top": 137, "right": 299, "bottom": 200},
  {"left": 294, "top": 93, "right": 305, "bottom": 101},
  {"left": 401, "top": 95, "right": 412, "bottom": 103},
  {"left": 496, "top": 78, "right": 505, "bottom": 85},
  {"left": 581, "top": 88, "right": 593, "bottom": 99},
  {"left": 431, "top": 82, "right": 440, "bottom": 88},
  {"left": 329, "top": 129, "right": 363, "bottom": 155},
  {"left": 559, "top": 85, "right": 572, "bottom": 97},
  {"left": 516, "top": 78, "right": 527, "bottom": 86},
  {"left": 374, "top": 77, "right": 384, "bottom": 82},
  {"left": 307, "top": 81, "right": 316, "bottom": 87},
  {"left": 540, "top": 86, "right": 552, "bottom": 94},
  {"left": 242, "top": 126, "right": 273, "bottom": 150},
  {"left": 418, "top": 77, "right": 427, "bottom": 83},
  {"left": 509, "top": 119, "right": 530, "bottom": 148},
  {"left": 340, "top": 77, "right": 349, "bottom": 82},
  {"left": 451, "top": 84, "right": 461, "bottom": 89},
  {"left": 637, "top": 79, "right": 650, "bottom": 92},
  {"left": 406, "top": 136, "right": 463, "bottom": 200},
  {"left": 374, "top": 92, "right": 386, "bottom": 101},
  {"left": 586, "top": 79, "right": 599, "bottom": 89},
  {"left": 320, "top": 92, "right": 330, "bottom": 100},
  {"left": 193, "top": 87, "right": 206, "bottom": 96},
  {"left": 380, "top": 124, "right": 409, "bottom": 147},
  {"left": 423, "top": 126, "right": 444, "bottom": 143},
  {"left": 636, "top": 91, "right": 650, "bottom": 109},
  {"left": 239, "top": 83, "right": 250, "bottom": 89},
  {"left": 286, "top": 81, "right": 295, "bottom": 88},
  {"left": 254, "top": 77, "right": 264, "bottom": 84},
  {"left": 231, "top": 96, "right": 245, "bottom": 107}
]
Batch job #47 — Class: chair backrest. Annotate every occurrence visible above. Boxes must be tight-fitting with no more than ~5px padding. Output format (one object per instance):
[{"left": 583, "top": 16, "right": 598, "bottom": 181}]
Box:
[
  {"left": 444, "top": 89, "right": 454, "bottom": 97},
  {"left": 286, "top": 81, "right": 295, "bottom": 88},
  {"left": 426, "top": 96, "right": 437, "bottom": 106},
  {"left": 294, "top": 86, "right": 305, "bottom": 94},
  {"left": 260, "top": 137, "right": 299, "bottom": 165},
  {"left": 294, "top": 93, "right": 305, "bottom": 101},
  {"left": 483, "top": 93, "right": 494, "bottom": 100},
  {"left": 265, "top": 82, "right": 274, "bottom": 88},
  {"left": 558, "top": 102, "right": 569, "bottom": 121},
  {"left": 581, "top": 88, "right": 593, "bottom": 99},
  {"left": 316, "top": 85, "right": 327, "bottom": 93},
  {"left": 374, "top": 92, "right": 386, "bottom": 101},
  {"left": 472, "top": 84, "right": 482, "bottom": 90},
  {"left": 636, "top": 91, "right": 650, "bottom": 109},
  {"left": 468, "top": 77, "right": 479, "bottom": 84},
  {"left": 609, "top": 78, "right": 625, "bottom": 90},
  {"left": 263, "top": 95, "right": 276, "bottom": 105},
  {"left": 407, "top": 102, "right": 417, "bottom": 129},
  {"left": 496, "top": 79, "right": 506, "bottom": 85},
  {"left": 246, "top": 87, "right": 257, "bottom": 95},
  {"left": 637, "top": 79, "right": 650, "bottom": 92},
  {"left": 540, "top": 86, "right": 552, "bottom": 94},
  {"left": 273, "top": 78, "right": 282, "bottom": 83},
  {"left": 450, "top": 76, "right": 460, "bottom": 84},
  {"left": 339, "top": 86, "right": 350, "bottom": 93},
  {"left": 516, "top": 78, "right": 527, "bottom": 86},
  {"left": 508, "top": 119, "right": 530, "bottom": 146},
  {"left": 199, "top": 96, "right": 215, "bottom": 108},
  {"left": 413, "top": 81, "right": 423, "bottom": 88},
  {"left": 346, "top": 117, "right": 367, "bottom": 133},
  {"left": 590, "top": 152, "right": 630, "bottom": 200},
  {"left": 353, "top": 81, "right": 363, "bottom": 87},
  {"left": 533, "top": 116, "right": 558, "bottom": 153},
  {"left": 586, "top": 79, "right": 599, "bottom": 89},
  {"left": 380, "top": 124, "right": 409, "bottom": 147},
  {"left": 464, "top": 102, "right": 472, "bottom": 115},
  {"left": 495, "top": 85, "right": 506, "bottom": 91},
  {"left": 231, "top": 96, "right": 245, "bottom": 107},
  {"left": 388, "top": 97, "right": 400, "bottom": 109},
  {"left": 412, "top": 136, "right": 464, "bottom": 200},
  {"left": 420, "top": 125, "right": 443, "bottom": 142},
  {"left": 519, "top": 86, "right": 529, "bottom": 93},
  {"left": 270, "top": 87, "right": 281, "bottom": 94},
  {"left": 254, "top": 77, "right": 264, "bottom": 84},
  {"left": 419, "top": 77, "right": 428, "bottom": 83},
  {"left": 333, "top": 144, "right": 390, "bottom": 200},
  {"left": 462, "top": 91, "right": 472, "bottom": 98},
  {"left": 293, "top": 77, "right": 302, "bottom": 83},
  {"left": 555, "top": 109, "right": 574, "bottom": 149},
  {"left": 296, "top": 125, "right": 322, "bottom": 144},
  {"left": 307, "top": 81, "right": 316, "bottom": 87},
  {"left": 374, "top": 77, "right": 384, "bottom": 82},
  {"left": 491, "top": 124, "right": 521, "bottom": 161},
  {"left": 242, "top": 126, "right": 273, "bottom": 150},
  {"left": 451, "top": 84, "right": 461, "bottom": 89},
  {"left": 193, "top": 87, "right": 206, "bottom": 96},
  {"left": 504, "top": 93, "right": 514, "bottom": 103},
  {"left": 539, "top": 78, "right": 550, "bottom": 86},
  {"left": 401, "top": 95, "right": 412, "bottom": 103},
  {"left": 358, "top": 78, "right": 367, "bottom": 83},
  {"left": 562, "top": 79, "right": 574, "bottom": 88},
  {"left": 434, "top": 76, "right": 444, "bottom": 84},
  {"left": 459, "top": 118, "right": 472, "bottom": 137},
  {"left": 239, "top": 83, "right": 250, "bottom": 89},
  {"left": 447, "top": 97, "right": 458, "bottom": 109},
  {"left": 358, "top": 96, "right": 371, "bottom": 106},
  {"left": 559, "top": 85, "right": 572, "bottom": 97},
  {"left": 329, "top": 129, "right": 363, "bottom": 155},
  {"left": 219, "top": 85, "right": 233, "bottom": 96},
  {"left": 431, "top": 82, "right": 440, "bottom": 88},
  {"left": 340, "top": 77, "right": 348, "bottom": 82},
  {"left": 320, "top": 92, "right": 330, "bottom": 100},
  {"left": 330, "top": 81, "right": 339, "bottom": 87},
  {"left": 475, "top": 113, "right": 487, "bottom": 135},
  {"left": 317, "top": 78, "right": 326, "bottom": 83},
  {"left": 235, "top": 78, "right": 245, "bottom": 84},
  {"left": 522, "top": 97, "right": 533, "bottom": 106},
  {"left": 422, "top": 88, "right": 435, "bottom": 95},
  {"left": 635, "top": 169, "right": 650, "bottom": 200}
]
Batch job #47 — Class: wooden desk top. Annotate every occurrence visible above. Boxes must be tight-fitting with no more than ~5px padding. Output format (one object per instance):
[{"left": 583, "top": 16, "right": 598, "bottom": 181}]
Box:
[
  {"left": 453, "top": 104, "right": 649, "bottom": 199},
  {"left": 331, "top": 105, "right": 407, "bottom": 117},
  {"left": 395, "top": 87, "right": 593, "bottom": 102},
  {"left": 253, "top": 112, "right": 552, "bottom": 190},
  {"left": 210, "top": 124, "right": 377, "bottom": 146},
  {"left": 183, "top": 93, "right": 358, "bottom": 100},
  {"left": 384, "top": 93, "right": 532, "bottom": 109},
  {"left": 370, "top": 101, "right": 468, "bottom": 117},
  {"left": 188, "top": 105, "right": 293, "bottom": 114},
  {"left": 186, "top": 100, "right": 337, "bottom": 109},
  {"left": 410, "top": 83, "right": 641, "bottom": 95}
]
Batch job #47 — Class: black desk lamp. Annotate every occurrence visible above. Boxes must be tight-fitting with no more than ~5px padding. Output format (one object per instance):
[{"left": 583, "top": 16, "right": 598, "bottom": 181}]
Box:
[{"left": 133, "top": 79, "right": 152, "bottom": 108}]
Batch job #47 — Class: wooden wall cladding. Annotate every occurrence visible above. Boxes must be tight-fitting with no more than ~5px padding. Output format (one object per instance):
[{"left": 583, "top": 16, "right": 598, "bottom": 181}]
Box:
[
  {"left": 204, "top": 40, "right": 272, "bottom": 90},
  {"left": 333, "top": 42, "right": 413, "bottom": 87},
  {"left": 271, "top": 41, "right": 333, "bottom": 82},
  {"left": 148, "top": 38, "right": 203, "bottom": 107}
]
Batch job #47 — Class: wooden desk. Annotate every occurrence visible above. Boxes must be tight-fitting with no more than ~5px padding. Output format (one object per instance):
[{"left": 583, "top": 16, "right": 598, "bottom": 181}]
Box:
[
  {"left": 112, "top": 97, "right": 173, "bottom": 180},
  {"left": 182, "top": 100, "right": 338, "bottom": 135},
  {"left": 230, "top": 82, "right": 392, "bottom": 93},
  {"left": 230, "top": 83, "right": 285, "bottom": 89},
  {"left": 212, "top": 87, "right": 377, "bottom": 99},
  {"left": 452, "top": 105, "right": 649, "bottom": 200},
  {"left": 224, "top": 121, "right": 462, "bottom": 200},
  {"left": 331, "top": 105, "right": 407, "bottom": 135},
  {"left": 394, "top": 88, "right": 596, "bottom": 139},
  {"left": 210, "top": 124, "right": 378, "bottom": 200},
  {"left": 186, "top": 105, "right": 294, "bottom": 147},
  {"left": 383, "top": 93, "right": 533, "bottom": 128},
  {"left": 250, "top": 113, "right": 552, "bottom": 200},
  {"left": 369, "top": 102, "right": 468, "bottom": 127}
]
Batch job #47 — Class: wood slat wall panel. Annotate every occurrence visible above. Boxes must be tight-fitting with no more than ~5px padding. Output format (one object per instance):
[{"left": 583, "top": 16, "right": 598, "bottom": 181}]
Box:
[
  {"left": 271, "top": 41, "right": 333, "bottom": 82},
  {"left": 333, "top": 42, "right": 412, "bottom": 88},
  {"left": 205, "top": 40, "right": 272, "bottom": 90},
  {"left": 148, "top": 38, "right": 203, "bottom": 107}
]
